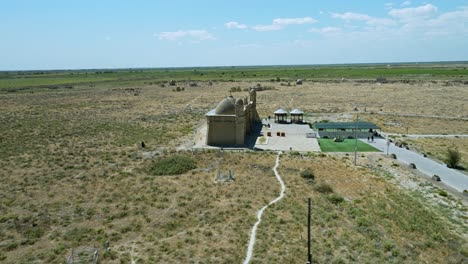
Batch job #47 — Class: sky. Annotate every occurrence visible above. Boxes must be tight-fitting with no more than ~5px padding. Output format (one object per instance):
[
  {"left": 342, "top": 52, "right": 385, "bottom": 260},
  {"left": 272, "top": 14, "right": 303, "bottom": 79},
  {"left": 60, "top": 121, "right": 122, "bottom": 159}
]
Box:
[{"left": 1, "top": 0, "right": 467, "bottom": 70}]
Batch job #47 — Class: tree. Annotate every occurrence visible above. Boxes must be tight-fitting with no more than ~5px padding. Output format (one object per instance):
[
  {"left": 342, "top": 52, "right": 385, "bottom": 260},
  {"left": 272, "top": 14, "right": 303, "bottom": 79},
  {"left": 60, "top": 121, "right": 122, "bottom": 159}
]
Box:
[{"left": 446, "top": 147, "right": 461, "bottom": 168}]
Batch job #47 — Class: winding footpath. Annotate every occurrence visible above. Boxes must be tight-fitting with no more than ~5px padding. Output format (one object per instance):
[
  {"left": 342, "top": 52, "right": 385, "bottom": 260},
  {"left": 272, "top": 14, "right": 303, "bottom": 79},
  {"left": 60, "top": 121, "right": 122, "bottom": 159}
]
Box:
[{"left": 243, "top": 152, "right": 286, "bottom": 264}]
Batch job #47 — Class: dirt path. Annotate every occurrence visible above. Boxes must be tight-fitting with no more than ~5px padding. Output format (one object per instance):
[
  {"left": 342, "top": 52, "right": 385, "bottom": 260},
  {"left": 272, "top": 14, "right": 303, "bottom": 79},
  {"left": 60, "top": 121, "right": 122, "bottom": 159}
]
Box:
[{"left": 243, "top": 151, "right": 286, "bottom": 264}]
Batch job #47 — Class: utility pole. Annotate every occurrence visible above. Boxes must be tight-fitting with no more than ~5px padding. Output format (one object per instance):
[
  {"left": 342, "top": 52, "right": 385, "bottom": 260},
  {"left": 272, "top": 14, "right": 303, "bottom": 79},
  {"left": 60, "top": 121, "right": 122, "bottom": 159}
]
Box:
[
  {"left": 354, "top": 127, "right": 358, "bottom": 165},
  {"left": 354, "top": 115, "right": 359, "bottom": 166},
  {"left": 307, "top": 197, "right": 312, "bottom": 264}
]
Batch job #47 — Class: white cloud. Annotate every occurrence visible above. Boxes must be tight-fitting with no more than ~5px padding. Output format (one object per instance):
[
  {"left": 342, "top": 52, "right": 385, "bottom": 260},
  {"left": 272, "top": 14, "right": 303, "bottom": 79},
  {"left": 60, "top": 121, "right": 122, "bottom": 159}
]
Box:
[
  {"left": 435, "top": 6, "right": 468, "bottom": 24},
  {"left": 253, "top": 17, "right": 316, "bottom": 32},
  {"left": 310, "top": 27, "right": 342, "bottom": 34},
  {"left": 388, "top": 4, "right": 438, "bottom": 21},
  {"left": 332, "top": 12, "right": 396, "bottom": 26},
  {"left": 224, "top": 21, "right": 247, "bottom": 29},
  {"left": 332, "top": 12, "right": 371, "bottom": 21},
  {"left": 156, "top": 30, "right": 214, "bottom": 41},
  {"left": 326, "top": 5, "right": 468, "bottom": 43},
  {"left": 399, "top": 6, "right": 468, "bottom": 37},
  {"left": 401, "top": 1, "right": 411, "bottom": 7},
  {"left": 367, "top": 18, "right": 396, "bottom": 26},
  {"left": 273, "top": 17, "right": 317, "bottom": 25},
  {"left": 252, "top": 24, "right": 283, "bottom": 32}
]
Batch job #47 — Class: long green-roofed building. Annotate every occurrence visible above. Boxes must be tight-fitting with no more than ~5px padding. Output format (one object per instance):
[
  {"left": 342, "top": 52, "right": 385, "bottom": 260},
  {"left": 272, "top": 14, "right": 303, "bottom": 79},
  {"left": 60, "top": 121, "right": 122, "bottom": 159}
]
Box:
[{"left": 313, "top": 121, "right": 380, "bottom": 139}]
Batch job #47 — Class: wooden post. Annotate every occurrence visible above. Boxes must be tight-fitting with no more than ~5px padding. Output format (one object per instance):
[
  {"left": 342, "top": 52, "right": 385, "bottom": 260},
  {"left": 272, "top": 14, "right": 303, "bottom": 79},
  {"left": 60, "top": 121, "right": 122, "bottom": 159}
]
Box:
[{"left": 307, "top": 197, "right": 312, "bottom": 264}]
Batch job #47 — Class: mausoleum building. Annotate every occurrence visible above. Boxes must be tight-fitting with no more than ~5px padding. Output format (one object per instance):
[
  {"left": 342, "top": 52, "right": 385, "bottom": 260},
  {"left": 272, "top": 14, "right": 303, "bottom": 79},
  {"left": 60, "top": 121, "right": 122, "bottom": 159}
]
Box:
[{"left": 205, "top": 89, "right": 260, "bottom": 146}]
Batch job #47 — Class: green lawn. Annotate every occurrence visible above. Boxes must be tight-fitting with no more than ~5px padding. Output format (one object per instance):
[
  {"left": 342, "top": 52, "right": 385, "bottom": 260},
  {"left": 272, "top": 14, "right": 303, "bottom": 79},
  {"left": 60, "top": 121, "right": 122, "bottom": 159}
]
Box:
[{"left": 318, "top": 138, "right": 380, "bottom": 152}]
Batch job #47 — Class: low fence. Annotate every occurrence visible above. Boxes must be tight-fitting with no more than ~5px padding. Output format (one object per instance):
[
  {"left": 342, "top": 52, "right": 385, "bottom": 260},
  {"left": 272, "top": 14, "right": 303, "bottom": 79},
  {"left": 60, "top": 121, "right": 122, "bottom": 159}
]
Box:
[{"left": 67, "top": 247, "right": 99, "bottom": 264}]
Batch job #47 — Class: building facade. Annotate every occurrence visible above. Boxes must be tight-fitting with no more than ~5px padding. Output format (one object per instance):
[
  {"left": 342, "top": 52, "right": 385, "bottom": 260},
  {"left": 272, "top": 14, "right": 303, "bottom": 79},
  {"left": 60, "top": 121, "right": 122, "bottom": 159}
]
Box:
[{"left": 206, "top": 89, "right": 260, "bottom": 146}]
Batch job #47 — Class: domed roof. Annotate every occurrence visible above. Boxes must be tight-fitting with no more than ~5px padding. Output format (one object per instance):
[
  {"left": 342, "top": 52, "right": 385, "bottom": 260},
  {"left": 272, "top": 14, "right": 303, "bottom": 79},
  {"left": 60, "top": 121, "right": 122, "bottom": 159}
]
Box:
[
  {"left": 235, "top": 98, "right": 244, "bottom": 105},
  {"left": 215, "top": 96, "right": 236, "bottom": 115},
  {"left": 274, "top": 108, "right": 288, "bottom": 114},
  {"left": 290, "top": 109, "right": 304, "bottom": 114}
]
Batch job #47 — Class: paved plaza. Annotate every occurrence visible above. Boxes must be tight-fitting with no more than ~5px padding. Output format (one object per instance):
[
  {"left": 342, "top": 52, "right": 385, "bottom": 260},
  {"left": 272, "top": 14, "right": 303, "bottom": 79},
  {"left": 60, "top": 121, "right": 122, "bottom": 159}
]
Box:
[{"left": 254, "top": 122, "right": 320, "bottom": 152}]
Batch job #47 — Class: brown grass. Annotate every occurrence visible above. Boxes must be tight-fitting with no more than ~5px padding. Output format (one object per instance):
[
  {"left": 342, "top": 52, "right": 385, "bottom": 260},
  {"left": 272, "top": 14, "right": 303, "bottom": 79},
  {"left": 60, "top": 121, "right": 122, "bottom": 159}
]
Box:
[{"left": 0, "top": 79, "right": 467, "bottom": 263}]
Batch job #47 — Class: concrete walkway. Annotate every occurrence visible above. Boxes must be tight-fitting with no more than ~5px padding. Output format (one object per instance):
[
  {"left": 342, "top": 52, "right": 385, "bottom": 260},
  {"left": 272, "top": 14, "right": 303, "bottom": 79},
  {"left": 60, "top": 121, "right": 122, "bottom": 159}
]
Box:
[
  {"left": 367, "top": 138, "right": 468, "bottom": 193},
  {"left": 382, "top": 133, "right": 468, "bottom": 138}
]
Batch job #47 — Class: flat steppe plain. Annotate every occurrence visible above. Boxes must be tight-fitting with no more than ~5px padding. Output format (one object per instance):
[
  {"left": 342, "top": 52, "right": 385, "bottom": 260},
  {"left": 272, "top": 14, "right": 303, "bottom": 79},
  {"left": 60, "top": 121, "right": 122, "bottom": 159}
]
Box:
[{"left": 0, "top": 68, "right": 467, "bottom": 263}]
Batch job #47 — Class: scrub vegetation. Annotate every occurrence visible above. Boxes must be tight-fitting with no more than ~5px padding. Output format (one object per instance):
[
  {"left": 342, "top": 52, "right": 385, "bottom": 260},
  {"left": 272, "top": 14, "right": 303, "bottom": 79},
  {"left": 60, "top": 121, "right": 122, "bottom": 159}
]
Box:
[{"left": 0, "top": 63, "right": 467, "bottom": 263}]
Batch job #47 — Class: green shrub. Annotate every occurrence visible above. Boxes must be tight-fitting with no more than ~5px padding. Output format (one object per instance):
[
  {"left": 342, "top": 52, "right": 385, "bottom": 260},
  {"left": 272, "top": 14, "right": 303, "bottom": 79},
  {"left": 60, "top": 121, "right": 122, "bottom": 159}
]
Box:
[
  {"left": 315, "top": 183, "right": 333, "bottom": 194},
  {"left": 327, "top": 194, "right": 345, "bottom": 204},
  {"left": 438, "top": 190, "right": 448, "bottom": 197},
  {"left": 229, "top": 86, "right": 242, "bottom": 92},
  {"left": 446, "top": 147, "right": 461, "bottom": 168},
  {"left": 23, "top": 227, "right": 45, "bottom": 240},
  {"left": 300, "top": 169, "right": 315, "bottom": 180},
  {"left": 149, "top": 155, "right": 196, "bottom": 175},
  {"left": 460, "top": 243, "right": 468, "bottom": 257}
]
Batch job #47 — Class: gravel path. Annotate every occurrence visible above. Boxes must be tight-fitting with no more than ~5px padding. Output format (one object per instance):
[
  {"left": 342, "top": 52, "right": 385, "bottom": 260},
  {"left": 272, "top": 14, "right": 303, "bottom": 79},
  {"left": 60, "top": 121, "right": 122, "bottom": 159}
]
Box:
[
  {"left": 243, "top": 152, "right": 286, "bottom": 264},
  {"left": 367, "top": 138, "right": 468, "bottom": 192}
]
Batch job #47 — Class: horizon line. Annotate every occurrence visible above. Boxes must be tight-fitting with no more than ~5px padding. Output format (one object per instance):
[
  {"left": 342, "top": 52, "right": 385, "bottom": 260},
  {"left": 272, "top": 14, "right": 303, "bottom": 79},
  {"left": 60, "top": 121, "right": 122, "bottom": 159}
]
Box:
[{"left": 2, "top": 60, "right": 468, "bottom": 72}]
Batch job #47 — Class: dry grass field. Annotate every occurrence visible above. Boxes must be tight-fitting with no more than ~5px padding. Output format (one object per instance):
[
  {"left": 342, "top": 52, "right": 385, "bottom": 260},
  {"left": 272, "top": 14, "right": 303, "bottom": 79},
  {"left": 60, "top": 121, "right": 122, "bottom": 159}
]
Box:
[{"left": 0, "top": 73, "right": 467, "bottom": 263}]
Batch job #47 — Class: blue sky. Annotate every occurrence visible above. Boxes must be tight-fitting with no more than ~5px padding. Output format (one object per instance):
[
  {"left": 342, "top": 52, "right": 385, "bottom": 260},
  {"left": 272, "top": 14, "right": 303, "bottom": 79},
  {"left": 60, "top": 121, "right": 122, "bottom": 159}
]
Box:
[{"left": 1, "top": 0, "right": 467, "bottom": 70}]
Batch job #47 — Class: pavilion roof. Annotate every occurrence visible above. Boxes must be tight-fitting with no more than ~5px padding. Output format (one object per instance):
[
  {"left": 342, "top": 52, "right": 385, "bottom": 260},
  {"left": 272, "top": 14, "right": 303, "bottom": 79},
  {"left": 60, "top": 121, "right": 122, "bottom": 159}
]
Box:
[
  {"left": 274, "top": 108, "right": 288, "bottom": 114},
  {"left": 290, "top": 109, "right": 304, "bottom": 115}
]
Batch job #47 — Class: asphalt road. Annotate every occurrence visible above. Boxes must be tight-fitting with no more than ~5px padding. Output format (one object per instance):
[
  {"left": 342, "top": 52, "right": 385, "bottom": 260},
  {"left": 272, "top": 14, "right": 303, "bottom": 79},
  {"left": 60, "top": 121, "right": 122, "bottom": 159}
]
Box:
[{"left": 365, "top": 138, "right": 468, "bottom": 193}]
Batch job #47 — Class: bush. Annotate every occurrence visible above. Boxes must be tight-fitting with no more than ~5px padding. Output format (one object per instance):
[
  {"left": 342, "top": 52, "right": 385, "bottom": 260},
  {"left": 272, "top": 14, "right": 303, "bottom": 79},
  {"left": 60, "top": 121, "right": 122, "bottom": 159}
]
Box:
[
  {"left": 300, "top": 169, "right": 315, "bottom": 180},
  {"left": 409, "top": 163, "right": 417, "bottom": 169},
  {"left": 315, "top": 183, "right": 333, "bottom": 194},
  {"left": 149, "top": 155, "right": 196, "bottom": 175},
  {"left": 438, "top": 190, "right": 448, "bottom": 197},
  {"left": 446, "top": 147, "right": 461, "bottom": 168},
  {"left": 229, "top": 86, "right": 242, "bottom": 92},
  {"left": 327, "top": 194, "right": 345, "bottom": 204},
  {"left": 390, "top": 153, "right": 397, "bottom": 159},
  {"left": 461, "top": 243, "right": 468, "bottom": 257}
]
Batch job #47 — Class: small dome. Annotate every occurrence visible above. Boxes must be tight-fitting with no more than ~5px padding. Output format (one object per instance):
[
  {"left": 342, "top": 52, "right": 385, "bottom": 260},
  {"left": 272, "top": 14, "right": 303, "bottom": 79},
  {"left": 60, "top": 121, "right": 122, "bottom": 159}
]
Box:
[
  {"left": 290, "top": 109, "right": 304, "bottom": 114},
  {"left": 215, "top": 97, "right": 236, "bottom": 115},
  {"left": 235, "top": 98, "right": 244, "bottom": 105},
  {"left": 274, "top": 108, "right": 288, "bottom": 114}
]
